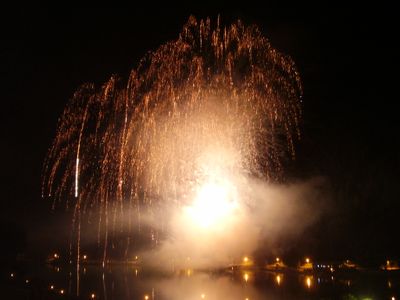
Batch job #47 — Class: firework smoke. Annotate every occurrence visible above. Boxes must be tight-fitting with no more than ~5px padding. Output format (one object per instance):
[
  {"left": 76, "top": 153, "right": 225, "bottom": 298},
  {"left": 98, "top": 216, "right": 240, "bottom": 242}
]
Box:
[
  {"left": 42, "top": 16, "right": 303, "bottom": 264},
  {"left": 138, "top": 177, "right": 326, "bottom": 270}
]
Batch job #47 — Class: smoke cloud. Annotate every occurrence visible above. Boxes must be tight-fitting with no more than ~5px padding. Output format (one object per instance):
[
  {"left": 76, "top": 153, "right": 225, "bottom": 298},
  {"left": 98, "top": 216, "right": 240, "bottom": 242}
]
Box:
[{"left": 139, "top": 177, "right": 328, "bottom": 270}]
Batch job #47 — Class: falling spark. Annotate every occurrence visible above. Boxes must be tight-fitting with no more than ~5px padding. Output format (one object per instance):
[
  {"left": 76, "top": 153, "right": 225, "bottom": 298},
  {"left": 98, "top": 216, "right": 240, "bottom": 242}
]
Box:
[{"left": 75, "top": 158, "right": 79, "bottom": 198}]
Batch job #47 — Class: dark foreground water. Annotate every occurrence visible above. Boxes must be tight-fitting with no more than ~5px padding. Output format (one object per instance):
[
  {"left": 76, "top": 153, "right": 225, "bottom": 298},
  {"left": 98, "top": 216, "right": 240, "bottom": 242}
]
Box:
[{"left": 4, "top": 263, "right": 400, "bottom": 300}]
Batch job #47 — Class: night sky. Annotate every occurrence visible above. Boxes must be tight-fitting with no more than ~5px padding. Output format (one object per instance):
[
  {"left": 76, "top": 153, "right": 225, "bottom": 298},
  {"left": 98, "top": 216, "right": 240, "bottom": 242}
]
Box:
[{"left": 1, "top": 5, "right": 399, "bottom": 263}]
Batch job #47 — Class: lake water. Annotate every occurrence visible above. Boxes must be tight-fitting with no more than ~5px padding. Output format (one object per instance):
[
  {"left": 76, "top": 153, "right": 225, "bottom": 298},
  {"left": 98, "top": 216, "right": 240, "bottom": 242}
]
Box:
[{"left": 5, "top": 264, "right": 400, "bottom": 299}]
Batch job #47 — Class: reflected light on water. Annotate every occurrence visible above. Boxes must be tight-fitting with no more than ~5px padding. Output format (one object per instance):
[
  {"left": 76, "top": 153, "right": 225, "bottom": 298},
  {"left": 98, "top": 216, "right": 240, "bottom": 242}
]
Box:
[
  {"left": 23, "top": 263, "right": 400, "bottom": 300},
  {"left": 275, "top": 274, "right": 282, "bottom": 286},
  {"left": 305, "top": 276, "right": 312, "bottom": 289}
]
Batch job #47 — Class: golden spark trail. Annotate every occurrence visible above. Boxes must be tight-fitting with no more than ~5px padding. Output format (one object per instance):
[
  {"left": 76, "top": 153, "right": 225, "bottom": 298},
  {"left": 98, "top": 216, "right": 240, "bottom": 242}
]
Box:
[{"left": 75, "top": 158, "right": 79, "bottom": 198}]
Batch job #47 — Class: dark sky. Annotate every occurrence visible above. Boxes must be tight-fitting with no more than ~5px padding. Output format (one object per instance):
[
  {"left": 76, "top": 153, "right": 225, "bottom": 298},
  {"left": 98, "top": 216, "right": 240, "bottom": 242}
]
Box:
[{"left": 1, "top": 4, "right": 399, "bottom": 261}]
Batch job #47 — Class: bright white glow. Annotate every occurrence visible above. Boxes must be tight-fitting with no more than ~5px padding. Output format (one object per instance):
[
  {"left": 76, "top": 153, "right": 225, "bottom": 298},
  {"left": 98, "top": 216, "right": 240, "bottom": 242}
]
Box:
[{"left": 185, "top": 180, "right": 237, "bottom": 228}]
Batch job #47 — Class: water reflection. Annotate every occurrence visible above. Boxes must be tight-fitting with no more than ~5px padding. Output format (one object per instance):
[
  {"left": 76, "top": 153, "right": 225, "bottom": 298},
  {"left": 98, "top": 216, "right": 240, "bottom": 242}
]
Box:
[
  {"left": 304, "top": 275, "right": 312, "bottom": 289},
  {"left": 243, "top": 272, "right": 250, "bottom": 283},
  {"left": 153, "top": 274, "right": 261, "bottom": 299},
  {"left": 275, "top": 274, "right": 282, "bottom": 286},
  {"left": 10, "top": 263, "right": 400, "bottom": 300}
]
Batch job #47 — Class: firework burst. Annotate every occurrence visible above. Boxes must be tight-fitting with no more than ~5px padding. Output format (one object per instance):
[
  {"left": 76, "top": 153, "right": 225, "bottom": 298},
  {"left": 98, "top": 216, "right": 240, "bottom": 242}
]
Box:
[{"left": 42, "top": 16, "right": 302, "bottom": 262}]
